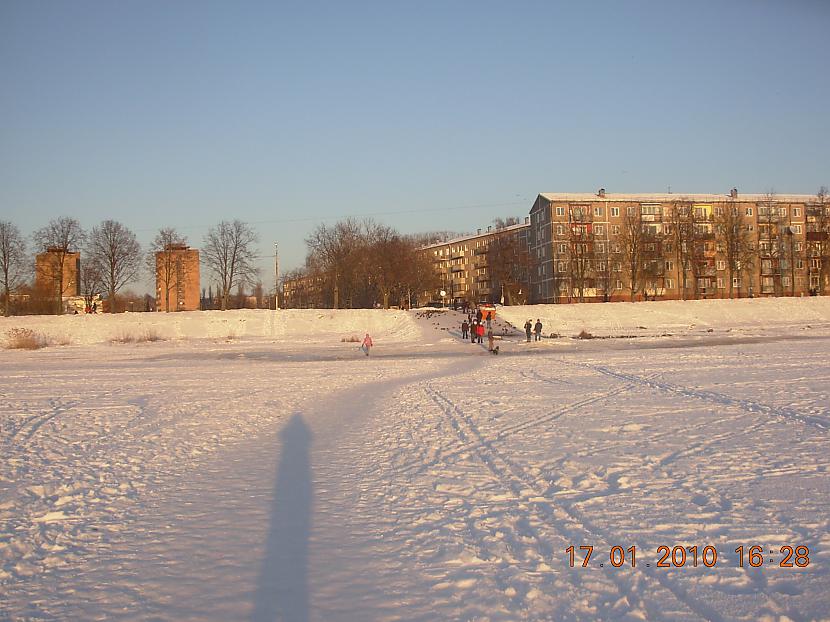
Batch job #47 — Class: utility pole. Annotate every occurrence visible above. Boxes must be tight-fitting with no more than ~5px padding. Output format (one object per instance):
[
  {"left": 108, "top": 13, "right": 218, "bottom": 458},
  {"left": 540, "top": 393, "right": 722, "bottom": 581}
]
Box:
[{"left": 274, "top": 242, "right": 280, "bottom": 310}]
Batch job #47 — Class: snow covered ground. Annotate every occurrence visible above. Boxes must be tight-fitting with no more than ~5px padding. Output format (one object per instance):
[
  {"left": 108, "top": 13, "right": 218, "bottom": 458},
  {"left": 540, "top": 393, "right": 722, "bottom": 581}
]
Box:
[{"left": 2, "top": 298, "right": 830, "bottom": 621}]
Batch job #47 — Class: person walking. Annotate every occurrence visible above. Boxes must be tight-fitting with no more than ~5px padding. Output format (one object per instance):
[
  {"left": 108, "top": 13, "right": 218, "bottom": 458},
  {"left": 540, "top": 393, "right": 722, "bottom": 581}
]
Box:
[
  {"left": 361, "top": 333, "right": 373, "bottom": 356},
  {"left": 476, "top": 322, "right": 485, "bottom": 344},
  {"left": 476, "top": 308, "right": 483, "bottom": 324},
  {"left": 485, "top": 311, "right": 492, "bottom": 330},
  {"left": 487, "top": 329, "right": 495, "bottom": 352},
  {"left": 461, "top": 320, "right": 469, "bottom": 340},
  {"left": 534, "top": 319, "right": 543, "bottom": 341},
  {"left": 524, "top": 319, "right": 532, "bottom": 342},
  {"left": 470, "top": 320, "right": 477, "bottom": 343}
]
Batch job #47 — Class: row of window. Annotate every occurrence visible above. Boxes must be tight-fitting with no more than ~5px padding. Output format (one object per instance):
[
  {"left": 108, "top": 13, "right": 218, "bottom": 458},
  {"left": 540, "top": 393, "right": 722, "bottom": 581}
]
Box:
[{"left": 548, "top": 204, "right": 823, "bottom": 221}]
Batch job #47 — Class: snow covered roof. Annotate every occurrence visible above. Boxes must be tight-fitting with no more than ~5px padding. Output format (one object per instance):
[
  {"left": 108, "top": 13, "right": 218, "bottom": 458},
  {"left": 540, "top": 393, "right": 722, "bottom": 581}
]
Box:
[
  {"left": 420, "top": 222, "right": 529, "bottom": 250},
  {"left": 538, "top": 192, "right": 820, "bottom": 203}
]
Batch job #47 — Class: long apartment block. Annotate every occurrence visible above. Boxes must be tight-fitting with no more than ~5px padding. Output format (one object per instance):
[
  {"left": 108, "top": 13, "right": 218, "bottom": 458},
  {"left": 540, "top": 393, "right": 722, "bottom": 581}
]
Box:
[{"left": 529, "top": 190, "right": 830, "bottom": 303}]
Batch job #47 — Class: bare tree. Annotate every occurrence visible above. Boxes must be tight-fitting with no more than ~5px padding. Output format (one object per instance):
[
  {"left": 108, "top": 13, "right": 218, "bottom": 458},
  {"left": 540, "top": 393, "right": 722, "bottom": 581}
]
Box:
[
  {"left": 667, "top": 201, "right": 695, "bottom": 299},
  {"left": 86, "top": 220, "right": 141, "bottom": 312},
  {"left": 148, "top": 228, "right": 187, "bottom": 313},
  {"left": 33, "top": 217, "right": 86, "bottom": 314},
  {"left": 202, "top": 220, "right": 259, "bottom": 311},
  {"left": 306, "top": 218, "right": 368, "bottom": 309},
  {"left": 807, "top": 186, "right": 830, "bottom": 295},
  {"left": 758, "top": 190, "right": 784, "bottom": 296},
  {"left": 486, "top": 228, "right": 532, "bottom": 305},
  {"left": 715, "top": 198, "right": 754, "bottom": 298},
  {"left": 619, "top": 206, "right": 645, "bottom": 301},
  {"left": 0, "top": 221, "right": 27, "bottom": 316},
  {"left": 80, "top": 257, "right": 104, "bottom": 312}
]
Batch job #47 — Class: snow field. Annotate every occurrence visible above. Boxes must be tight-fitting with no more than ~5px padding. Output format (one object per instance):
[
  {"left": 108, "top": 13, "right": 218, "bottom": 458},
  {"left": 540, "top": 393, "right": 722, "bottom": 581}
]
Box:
[{"left": 2, "top": 298, "right": 830, "bottom": 621}]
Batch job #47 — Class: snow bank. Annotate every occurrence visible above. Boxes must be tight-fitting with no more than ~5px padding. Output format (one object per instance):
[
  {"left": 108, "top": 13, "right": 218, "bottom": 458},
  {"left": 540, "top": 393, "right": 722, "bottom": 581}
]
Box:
[
  {"left": 0, "top": 309, "right": 421, "bottom": 347},
  {"left": 497, "top": 296, "right": 830, "bottom": 336}
]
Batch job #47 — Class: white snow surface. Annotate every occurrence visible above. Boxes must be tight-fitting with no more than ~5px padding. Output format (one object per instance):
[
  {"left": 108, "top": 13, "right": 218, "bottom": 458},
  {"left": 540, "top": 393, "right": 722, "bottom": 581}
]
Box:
[{"left": 2, "top": 299, "right": 830, "bottom": 621}]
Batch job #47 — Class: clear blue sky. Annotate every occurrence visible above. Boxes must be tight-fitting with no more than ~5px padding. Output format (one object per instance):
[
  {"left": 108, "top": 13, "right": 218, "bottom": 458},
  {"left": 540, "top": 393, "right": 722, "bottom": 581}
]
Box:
[{"left": 2, "top": 0, "right": 828, "bottom": 292}]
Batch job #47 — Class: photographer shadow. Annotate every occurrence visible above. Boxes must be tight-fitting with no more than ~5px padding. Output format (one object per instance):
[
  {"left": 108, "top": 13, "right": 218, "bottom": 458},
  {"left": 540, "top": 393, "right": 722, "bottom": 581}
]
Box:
[{"left": 250, "top": 413, "right": 313, "bottom": 622}]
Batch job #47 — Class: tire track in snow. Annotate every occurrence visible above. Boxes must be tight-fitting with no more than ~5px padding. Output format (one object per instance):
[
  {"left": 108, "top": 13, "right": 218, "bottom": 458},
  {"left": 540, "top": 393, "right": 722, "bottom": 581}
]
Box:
[
  {"left": 3, "top": 398, "right": 81, "bottom": 447},
  {"left": 422, "top": 385, "right": 636, "bottom": 620},
  {"left": 425, "top": 383, "right": 731, "bottom": 622},
  {"left": 497, "top": 371, "right": 662, "bottom": 440},
  {"left": 572, "top": 362, "right": 829, "bottom": 432}
]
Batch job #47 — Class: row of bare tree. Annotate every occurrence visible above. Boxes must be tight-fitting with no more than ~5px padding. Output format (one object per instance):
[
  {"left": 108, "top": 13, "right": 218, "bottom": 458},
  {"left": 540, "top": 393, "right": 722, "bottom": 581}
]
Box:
[
  {"left": 286, "top": 218, "right": 439, "bottom": 309},
  {"left": 0, "top": 217, "right": 261, "bottom": 316}
]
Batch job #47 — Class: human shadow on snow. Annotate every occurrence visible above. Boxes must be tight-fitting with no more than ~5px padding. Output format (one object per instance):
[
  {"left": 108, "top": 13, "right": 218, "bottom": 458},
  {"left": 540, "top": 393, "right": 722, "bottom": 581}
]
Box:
[{"left": 250, "top": 413, "right": 312, "bottom": 622}]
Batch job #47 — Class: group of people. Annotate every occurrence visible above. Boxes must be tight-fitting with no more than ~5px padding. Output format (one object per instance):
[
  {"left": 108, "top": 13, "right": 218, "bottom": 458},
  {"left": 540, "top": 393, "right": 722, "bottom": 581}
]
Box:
[
  {"left": 461, "top": 307, "right": 499, "bottom": 352},
  {"left": 524, "top": 318, "right": 543, "bottom": 342}
]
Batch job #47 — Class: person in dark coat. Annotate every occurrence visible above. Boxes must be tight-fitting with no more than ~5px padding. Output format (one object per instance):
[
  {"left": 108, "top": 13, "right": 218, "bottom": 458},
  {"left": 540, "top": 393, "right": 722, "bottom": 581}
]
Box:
[
  {"left": 524, "top": 319, "right": 532, "bottom": 342},
  {"left": 534, "top": 319, "right": 543, "bottom": 341},
  {"left": 476, "top": 308, "right": 483, "bottom": 324},
  {"left": 461, "top": 320, "right": 469, "bottom": 340},
  {"left": 470, "top": 320, "right": 477, "bottom": 343}
]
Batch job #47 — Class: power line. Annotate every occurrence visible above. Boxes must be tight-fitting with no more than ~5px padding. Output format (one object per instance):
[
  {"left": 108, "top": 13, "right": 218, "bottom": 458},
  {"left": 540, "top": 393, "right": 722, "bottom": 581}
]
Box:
[{"left": 132, "top": 198, "right": 532, "bottom": 234}]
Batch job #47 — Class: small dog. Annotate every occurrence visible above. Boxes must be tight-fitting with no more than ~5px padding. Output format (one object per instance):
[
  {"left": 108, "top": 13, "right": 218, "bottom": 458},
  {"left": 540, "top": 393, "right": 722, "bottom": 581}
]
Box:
[{"left": 490, "top": 346, "right": 500, "bottom": 355}]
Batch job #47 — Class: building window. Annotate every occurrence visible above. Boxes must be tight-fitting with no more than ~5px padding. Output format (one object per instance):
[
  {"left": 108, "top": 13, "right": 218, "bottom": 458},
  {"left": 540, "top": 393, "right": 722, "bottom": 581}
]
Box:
[
  {"left": 779, "top": 207, "right": 788, "bottom": 217},
  {"left": 717, "top": 277, "right": 724, "bottom": 289},
  {"left": 558, "top": 243, "right": 567, "bottom": 253},
  {"left": 717, "top": 260, "right": 726, "bottom": 270},
  {"left": 746, "top": 207, "right": 753, "bottom": 216},
  {"left": 793, "top": 207, "right": 801, "bottom": 217},
  {"left": 612, "top": 225, "right": 621, "bottom": 235},
  {"left": 790, "top": 224, "right": 802, "bottom": 234},
  {"left": 594, "top": 224, "right": 604, "bottom": 235},
  {"left": 594, "top": 206, "right": 604, "bottom": 217},
  {"left": 665, "top": 278, "right": 674, "bottom": 289},
  {"left": 783, "top": 276, "right": 792, "bottom": 287},
  {"left": 666, "top": 260, "right": 674, "bottom": 271},
  {"left": 556, "top": 225, "right": 565, "bottom": 235},
  {"left": 615, "top": 280, "right": 623, "bottom": 289},
  {"left": 714, "top": 207, "right": 723, "bottom": 216},
  {"left": 557, "top": 261, "right": 567, "bottom": 272},
  {"left": 596, "top": 242, "right": 606, "bottom": 253},
  {"left": 611, "top": 207, "right": 620, "bottom": 217},
  {"left": 556, "top": 206, "right": 566, "bottom": 216}
]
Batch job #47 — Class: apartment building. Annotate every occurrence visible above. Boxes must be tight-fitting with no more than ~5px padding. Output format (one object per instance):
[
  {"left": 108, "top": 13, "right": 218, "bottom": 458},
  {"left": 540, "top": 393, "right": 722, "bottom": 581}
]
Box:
[
  {"left": 420, "top": 221, "right": 530, "bottom": 307},
  {"left": 529, "top": 190, "right": 829, "bottom": 303},
  {"left": 282, "top": 273, "right": 326, "bottom": 309},
  {"left": 155, "top": 244, "right": 200, "bottom": 311},
  {"left": 35, "top": 247, "right": 81, "bottom": 299}
]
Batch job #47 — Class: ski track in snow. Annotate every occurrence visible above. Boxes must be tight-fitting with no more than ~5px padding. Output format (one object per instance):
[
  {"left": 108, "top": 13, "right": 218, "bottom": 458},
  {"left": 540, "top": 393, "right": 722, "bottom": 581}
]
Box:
[{"left": 2, "top": 302, "right": 830, "bottom": 621}]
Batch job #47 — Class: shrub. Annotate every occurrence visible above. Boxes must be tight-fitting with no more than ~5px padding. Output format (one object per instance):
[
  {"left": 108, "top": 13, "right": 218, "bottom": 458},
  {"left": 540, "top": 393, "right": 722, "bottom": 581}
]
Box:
[
  {"left": 577, "top": 329, "right": 594, "bottom": 340},
  {"left": 341, "top": 335, "right": 360, "bottom": 343},
  {"left": 112, "top": 328, "right": 165, "bottom": 344},
  {"left": 5, "top": 328, "right": 48, "bottom": 350},
  {"left": 142, "top": 328, "right": 163, "bottom": 342}
]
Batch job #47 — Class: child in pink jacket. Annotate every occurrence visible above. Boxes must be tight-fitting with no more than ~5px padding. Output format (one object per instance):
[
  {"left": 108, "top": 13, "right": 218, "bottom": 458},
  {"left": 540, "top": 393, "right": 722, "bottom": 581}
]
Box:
[{"left": 361, "top": 333, "right": 373, "bottom": 356}]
